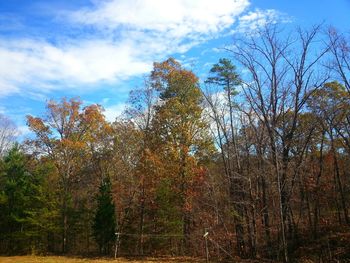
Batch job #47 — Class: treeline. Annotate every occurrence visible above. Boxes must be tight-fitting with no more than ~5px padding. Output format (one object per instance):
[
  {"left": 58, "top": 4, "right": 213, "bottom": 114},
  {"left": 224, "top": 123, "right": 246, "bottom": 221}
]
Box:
[{"left": 1, "top": 25, "right": 350, "bottom": 262}]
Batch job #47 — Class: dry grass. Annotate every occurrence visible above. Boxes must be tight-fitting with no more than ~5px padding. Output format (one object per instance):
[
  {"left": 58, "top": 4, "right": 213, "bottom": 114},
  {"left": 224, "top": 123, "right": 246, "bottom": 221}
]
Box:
[{"left": 0, "top": 256, "right": 204, "bottom": 263}]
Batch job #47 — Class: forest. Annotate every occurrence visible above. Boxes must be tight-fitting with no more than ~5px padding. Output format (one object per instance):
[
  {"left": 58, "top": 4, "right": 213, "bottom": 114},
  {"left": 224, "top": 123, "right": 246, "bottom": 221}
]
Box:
[{"left": 1, "top": 25, "right": 350, "bottom": 262}]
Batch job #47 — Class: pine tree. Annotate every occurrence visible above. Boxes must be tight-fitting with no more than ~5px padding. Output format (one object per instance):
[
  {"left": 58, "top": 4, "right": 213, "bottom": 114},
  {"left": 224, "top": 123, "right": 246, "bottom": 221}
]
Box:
[
  {"left": 92, "top": 176, "right": 116, "bottom": 254},
  {"left": 0, "top": 145, "right": 38, "bottom": 253}
]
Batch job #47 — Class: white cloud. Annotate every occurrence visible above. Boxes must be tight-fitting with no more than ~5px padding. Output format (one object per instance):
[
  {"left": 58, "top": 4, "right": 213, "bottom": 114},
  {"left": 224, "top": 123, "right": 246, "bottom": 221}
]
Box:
[
  {"left": 0, "top": 0, "right": 252, "bottom": 97},
  {"left": 104, "top": 103, "right": 127, "bottom": 122},
  {"left": 0, "top": 38, "right": 151, "bottom": 96},
  {"left": 17, "top": 125, "right": 32, "bottom": 137},
  {"left": 71, "top": 0, "right": 249, "bottom": 38},
  {"left": 237, "top": 9, "right": 291, "bottom": 33}
]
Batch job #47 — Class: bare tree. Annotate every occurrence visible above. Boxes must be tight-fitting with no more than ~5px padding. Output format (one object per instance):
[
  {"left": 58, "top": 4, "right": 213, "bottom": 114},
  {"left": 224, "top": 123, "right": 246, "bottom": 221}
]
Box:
[
  {"left": 230, "top": 24, "right": 329, "bottom": 262},
  {"left": 124, "top": 79, "right": 158, "bottom": 255},
  {"left": 0, "top": 114, "right": 17, "bottom": 156},
  {"left": 328, "top": 27, "right": 350, "bottom": 93}
]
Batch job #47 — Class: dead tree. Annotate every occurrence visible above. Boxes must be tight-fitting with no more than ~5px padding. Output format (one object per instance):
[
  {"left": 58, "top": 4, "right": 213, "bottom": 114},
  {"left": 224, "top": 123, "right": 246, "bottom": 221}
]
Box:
[{"left": 230, "top": 24, "right": 329, "bottom": 262}]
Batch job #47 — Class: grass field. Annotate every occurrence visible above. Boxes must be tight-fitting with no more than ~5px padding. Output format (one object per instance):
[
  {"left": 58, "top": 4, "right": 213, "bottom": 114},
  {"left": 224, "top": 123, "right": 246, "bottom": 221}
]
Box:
[{"left": 0, "top": 256, "right": 204, "bottom": 263}]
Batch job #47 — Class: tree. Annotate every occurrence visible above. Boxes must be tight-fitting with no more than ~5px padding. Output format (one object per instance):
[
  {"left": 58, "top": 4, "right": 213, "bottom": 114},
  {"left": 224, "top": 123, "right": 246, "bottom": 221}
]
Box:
[
  {"left": 0, "top": 114, "right": 17, "bottom": 157},
  {"left": 0, "top": 145, "right": 48, "bottom": 253},
  {"left": 93, "top": 176, "right": 116, "bottom": 255},
  {"left": 327, "top": 27, "right": 350, "bottom": 93},
  {"left": 26, "top": 98, "right": 107, "bottom": 253},
  {"left": 308, "top": 82, "right": 350, "bottom": 225},
  {"left": 150, "top": 58, "right": 213, "bottom": 252},
  {"left": 230, "top": 24, "right": 329, "bottom": 262},
  {"left": 124, "top": 81, "right": 159, "bottom": 255},
  {"left": 205, "top": 58, "right": 248, "bottom": 256}
]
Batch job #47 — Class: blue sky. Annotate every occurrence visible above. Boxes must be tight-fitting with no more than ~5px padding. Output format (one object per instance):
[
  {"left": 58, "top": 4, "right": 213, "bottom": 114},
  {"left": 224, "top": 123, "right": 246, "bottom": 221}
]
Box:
[{"left": 0, "top": 0, "right": 349, "bottom": 137}]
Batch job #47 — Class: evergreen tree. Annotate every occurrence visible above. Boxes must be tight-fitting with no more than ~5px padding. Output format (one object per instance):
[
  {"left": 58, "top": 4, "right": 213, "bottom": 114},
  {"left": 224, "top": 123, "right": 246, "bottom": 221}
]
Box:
[
  {"left": 0, "top": 145, "right": 37, "bottom": 253},
  {"left": 205, "top": 58, "right": 246, "bottom": 256},
  {"left": 93, "top": 176, "right": 116, "bottom": 254}
]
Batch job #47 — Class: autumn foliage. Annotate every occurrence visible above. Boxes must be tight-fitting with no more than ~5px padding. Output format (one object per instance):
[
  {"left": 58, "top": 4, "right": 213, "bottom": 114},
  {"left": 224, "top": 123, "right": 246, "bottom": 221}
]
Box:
[{"left": 1, "top": 26, "right": 350, "bottom": 263}]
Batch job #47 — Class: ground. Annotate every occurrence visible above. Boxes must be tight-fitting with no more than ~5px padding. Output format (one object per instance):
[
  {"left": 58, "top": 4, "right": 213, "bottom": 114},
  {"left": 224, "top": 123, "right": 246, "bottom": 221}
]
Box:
[{"left": 0, "top": 256, "right": 205, "bottom": 263}]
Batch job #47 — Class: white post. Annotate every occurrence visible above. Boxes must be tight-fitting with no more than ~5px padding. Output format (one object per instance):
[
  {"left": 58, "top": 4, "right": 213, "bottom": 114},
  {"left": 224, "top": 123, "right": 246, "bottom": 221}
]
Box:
[
  {"left": 114, "top": 232, "right": 120, "bottom": 259},
  {"left": 204, "top": 230, "right": 209, "bottom": 263}
]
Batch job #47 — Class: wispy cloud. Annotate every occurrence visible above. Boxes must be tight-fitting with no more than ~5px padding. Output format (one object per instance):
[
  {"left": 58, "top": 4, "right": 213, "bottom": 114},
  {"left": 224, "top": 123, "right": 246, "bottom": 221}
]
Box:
[
  {"left": 104, "top": 103, "right": 127, "bottom": 122},
  {"left": 0, "top": 38, "right": 150, "bottom": 96},
  {"left": 18, "top": 125, "right": 31, "bottom": 137},
  {"left": 71, "top": 0, "right": 250, "bottom": 38},
  {"left": 236, "top": 9, "right": 292, "bottom": 33},
  {"left": 0, "top": 0, "right": 252, "bottom": 98}
]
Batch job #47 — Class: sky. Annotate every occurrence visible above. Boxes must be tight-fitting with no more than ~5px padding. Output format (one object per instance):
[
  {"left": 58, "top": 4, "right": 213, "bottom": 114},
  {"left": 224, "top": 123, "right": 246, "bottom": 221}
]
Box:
[{"left": 0, "top": 0, "right": 349, "bottom": 138}]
